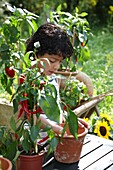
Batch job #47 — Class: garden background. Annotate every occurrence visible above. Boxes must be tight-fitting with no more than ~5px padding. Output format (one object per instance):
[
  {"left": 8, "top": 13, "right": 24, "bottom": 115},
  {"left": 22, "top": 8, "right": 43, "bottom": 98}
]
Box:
[{"left": 0, "top": 0, "right": 113, "bottom": 117}]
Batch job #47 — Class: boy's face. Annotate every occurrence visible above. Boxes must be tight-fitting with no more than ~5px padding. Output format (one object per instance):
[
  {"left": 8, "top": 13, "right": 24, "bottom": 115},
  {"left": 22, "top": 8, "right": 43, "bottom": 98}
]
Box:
[{"left": 38, "top": 54, "right": 63, "bottom": 75}]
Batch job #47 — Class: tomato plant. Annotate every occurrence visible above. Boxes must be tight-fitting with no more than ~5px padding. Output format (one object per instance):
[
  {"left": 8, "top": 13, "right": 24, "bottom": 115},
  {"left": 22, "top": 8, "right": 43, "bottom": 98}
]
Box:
[
  {"left": 60, "top": 78, "right": 89, "bottom": 110},
  {"left": 0, "top": 6, "right": 39, "bottom": 95}
]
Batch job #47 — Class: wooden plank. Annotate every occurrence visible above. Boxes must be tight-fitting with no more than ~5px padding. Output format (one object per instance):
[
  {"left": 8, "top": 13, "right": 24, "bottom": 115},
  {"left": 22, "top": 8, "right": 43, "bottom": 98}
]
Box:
[
  {"left": 87, "top": 134, "right": 113, "bottom": 146},
  {"left": 79, "top": 145, "right": 113, "bottom": 170},
  {"left": 83, "top": 135, "right": 91, "bottom": 144},
  {"left": 91, "top": 135, "right": 113, "bottom": 147},
  {"left": 84, "top": 151, "right": 113, "bottom": 170},
  {"left": 81, "top": 134, "right": 104, "bottom": 157},
  {"left": 81, "top": 140, "right": 102, "bottom": 157},
  {"left": 106, "top": 164, "right": 113, "bottom": 170}
]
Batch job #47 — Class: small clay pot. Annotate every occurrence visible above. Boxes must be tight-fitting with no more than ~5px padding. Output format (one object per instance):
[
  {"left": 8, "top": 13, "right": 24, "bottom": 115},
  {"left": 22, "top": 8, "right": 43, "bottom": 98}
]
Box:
[
  {"left": 54, "top": 126, "right": 88, "bottom": 163},
  {"left": 0, "top": 157, "right": 12, "bottom": 170},
  {"left": 16, "top": 151, "right": 45, "bottom": 170}
]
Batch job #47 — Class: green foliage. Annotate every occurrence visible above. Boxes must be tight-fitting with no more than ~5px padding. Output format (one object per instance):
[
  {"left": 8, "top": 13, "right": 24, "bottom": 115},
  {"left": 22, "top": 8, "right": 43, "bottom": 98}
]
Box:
[
  {"left": 2, "top": 0, "right": 113, "bottom": 29},
  {"left": 60, "top": 78, "right": 89, "bottom": 110},
  {"left": 0, "top": 126, "right": 17, "bottom": 161},
  {"left": 78, "top": 0, "right": 113, "bottom": 27},
  {"left": 0, "top": 5, "right": 38, "bottom": 95},
  {"left": 49, "top": 6, "right": 91, "bottom": 70},
  {"left": 82, "top": 28, "right": 113, "bottom": 114}
]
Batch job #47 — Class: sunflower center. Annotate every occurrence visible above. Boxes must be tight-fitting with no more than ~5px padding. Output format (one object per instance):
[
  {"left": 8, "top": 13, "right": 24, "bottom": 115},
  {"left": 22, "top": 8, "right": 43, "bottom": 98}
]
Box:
[{"left": 100, "top": 126, "right": 107, "bottom": 136}]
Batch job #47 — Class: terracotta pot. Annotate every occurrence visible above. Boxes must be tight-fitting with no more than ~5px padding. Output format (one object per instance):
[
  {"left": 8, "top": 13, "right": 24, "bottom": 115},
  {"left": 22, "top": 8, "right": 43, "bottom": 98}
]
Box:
[
  {"left": 0, "top": 157, "right": 12, "bottom": 170},
  {"left": 16, "top": 152, "right": 45, "bottom": 170},
  {"left": 54, "top": 126, "right": 88, "bottom": 163}
]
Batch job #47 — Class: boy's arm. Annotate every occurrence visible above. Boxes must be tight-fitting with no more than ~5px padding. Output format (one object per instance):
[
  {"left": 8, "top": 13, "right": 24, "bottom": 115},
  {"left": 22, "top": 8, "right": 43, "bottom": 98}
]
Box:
[
  {"left": 38, "top": 114, "right": 63, "bottom": 134},
  {"left": 37, "top": 114, "right": 89, "bottom": 136}
]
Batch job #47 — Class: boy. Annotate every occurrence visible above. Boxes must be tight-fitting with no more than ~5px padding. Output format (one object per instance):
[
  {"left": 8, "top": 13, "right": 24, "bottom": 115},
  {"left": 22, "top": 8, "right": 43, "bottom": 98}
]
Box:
[{"left": 26, "top": 23, "right": 89, "bottom": 134}]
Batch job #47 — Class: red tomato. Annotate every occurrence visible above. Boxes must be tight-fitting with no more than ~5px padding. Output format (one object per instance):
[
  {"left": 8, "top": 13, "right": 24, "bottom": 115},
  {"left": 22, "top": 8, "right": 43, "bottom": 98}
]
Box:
[
  {"left": 81, "top": 42, "right": 85, "bottom": 47},
  {"left": 63, "top": 105, "right": 70, "bottom": 111},
  {"left": 5, "top": 66, "right": 15, "bottom": 78},
  {"left": 23, "top": 93, "right": 28, "bottom": 97},
  {"left": 14, "top": 133, "right": 19, "bottom": 140},
  {"left": 39, "top": 82, "right": 46, "bottom": 90},
  {"left": 19, "top": 74, "right": 25, "bottom": 84}
]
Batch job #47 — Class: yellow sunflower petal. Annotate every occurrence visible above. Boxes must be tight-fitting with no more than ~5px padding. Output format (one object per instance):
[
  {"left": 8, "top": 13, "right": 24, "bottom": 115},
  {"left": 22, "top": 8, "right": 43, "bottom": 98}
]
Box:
[
  {"left": 94, "top": 120, "right": 111, "bottom": 139},
  {"left": 100, "top": 113, "right": 113, "bottom": 125},
  {"left": 83, "top": 117, "right": 89, "bottom": 122}
]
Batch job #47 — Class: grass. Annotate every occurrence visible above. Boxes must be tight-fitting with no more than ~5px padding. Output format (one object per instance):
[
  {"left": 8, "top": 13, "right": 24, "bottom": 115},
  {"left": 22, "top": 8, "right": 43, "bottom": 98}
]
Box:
[{"left": 82, "top": 27, "right": 113, "bottom": 114}]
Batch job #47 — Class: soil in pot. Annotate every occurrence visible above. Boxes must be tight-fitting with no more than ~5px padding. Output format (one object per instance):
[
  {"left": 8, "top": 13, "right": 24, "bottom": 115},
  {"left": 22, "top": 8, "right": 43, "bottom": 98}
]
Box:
[
  {"left": 54, "top": 126, "right": 88, "bottom": 163},
  {"left": 0, "top": 157, "right": 12, "bottom": 170},
  {"left": 16, "top": 151, "right": 45, "bottom": 170}
]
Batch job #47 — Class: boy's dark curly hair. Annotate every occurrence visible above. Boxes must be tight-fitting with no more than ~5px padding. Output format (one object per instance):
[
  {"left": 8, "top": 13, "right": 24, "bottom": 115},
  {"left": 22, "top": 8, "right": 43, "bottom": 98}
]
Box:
[{"left": 26, "top": 23, "right": 73, "bottom": 60}]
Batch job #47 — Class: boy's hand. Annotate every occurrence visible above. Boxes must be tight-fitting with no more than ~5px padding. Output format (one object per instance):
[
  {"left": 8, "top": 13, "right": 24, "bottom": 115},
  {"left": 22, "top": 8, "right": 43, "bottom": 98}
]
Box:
[
  {"left": 52, "top": 124, "right": 63, "bottom": 134},
  {"left": 78, "top": 118, "right": 90, "bottom": 129}
]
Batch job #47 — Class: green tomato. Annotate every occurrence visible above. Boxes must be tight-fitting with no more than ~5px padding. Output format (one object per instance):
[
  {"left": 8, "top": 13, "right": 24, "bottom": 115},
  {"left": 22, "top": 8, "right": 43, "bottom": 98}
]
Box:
[{"left": 66, "top": 91, "right": 70, "bottom": 96}]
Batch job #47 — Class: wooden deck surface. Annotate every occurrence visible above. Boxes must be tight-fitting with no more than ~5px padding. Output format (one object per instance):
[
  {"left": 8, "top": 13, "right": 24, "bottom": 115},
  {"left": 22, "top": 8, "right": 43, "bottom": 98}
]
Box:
[
  {"left": 43, "top": 134, "right": 113, "bottom": 170},
  {"left": 79, "top": 134, "right": 113, "bottom": 170}
]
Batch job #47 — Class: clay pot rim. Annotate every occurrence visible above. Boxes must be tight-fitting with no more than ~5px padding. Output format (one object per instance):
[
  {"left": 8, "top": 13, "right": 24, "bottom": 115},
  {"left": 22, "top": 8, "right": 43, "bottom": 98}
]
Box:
[
  {"left": 0, "top": 156, "right": 12, "bottom": 170},
  {"left": 19, "top": 151, "right": 45, "bottom": 158},
  {"left": 59, "top": 126, "right": 88, "bottom": 139}
]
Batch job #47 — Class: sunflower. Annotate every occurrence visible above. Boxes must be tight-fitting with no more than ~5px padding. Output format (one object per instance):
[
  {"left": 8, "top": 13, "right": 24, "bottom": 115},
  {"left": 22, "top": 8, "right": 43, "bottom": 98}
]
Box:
[
  {"left": 100, "top": 113, "right": 113, "bottom": 125},
  {"left": 83, "top": 117, "right": 89, "bottom": 122},
  {"left": 94, "top": 120, "right": 111, "bottom": 139}
]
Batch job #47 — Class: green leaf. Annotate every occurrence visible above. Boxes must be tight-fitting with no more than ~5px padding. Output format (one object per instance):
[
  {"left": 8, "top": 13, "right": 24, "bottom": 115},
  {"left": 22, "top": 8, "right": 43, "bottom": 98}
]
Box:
[
  {"left": 27, "top": 19, "right": 35, "bottom": 32},
  {"left": 45, "top": 84, "right": 57, "bottom": 99},
  {"left": 75, "top": 7, "right": 79, "bottom": 13},
  {"left": 1, "top": 73, "right": 7, "bottom": 88},
  {"left": 23, "top": 129, "right": 30, "bottom": 140},
  {"left": 13, "top": 99, "right": 18, "bottom": 114},
  {"left": 5, "top": 79, "right": 13, "bottom": 95},
  {"left": 1, "top": 51, "right": 10, "bottom": 61},
  {"left": 67, "top": 109, "right": 78, "bottom": 139},
  {"left": 5, "top": 141, "right": 17, "bottom": 161},
  {"left": 79, "top": 12, "right": 88, "bottom": 17},
  {"left": 32, "top": 20, "right": 38, "bottom": 32},
  {"left": 22, "top": 51, "right": 31, "bottom": 69},
  {"left": 22, "top": 139, "right": 30, "bottom": 153},
  {"left": 74, "top": 37, "right": 79, "bottom": 47},
  {"left": 30, "top": 125, "right": 40, "bottom": 142},
  {"left": 61, "top": 122, "right": 67, "bottom": 137},
  {"left": 0, "top": 44, "right": 9, "bottom": 52},
  {"left": 9, "top": 26, "right": 20, "bottom": 43},
  {"left": 10, "top": 116, "right": 16, "bottom": 132},
  {"left": 3, "top": 24, "right": 20, "bottom": 43},
  {"left": 50, "top": 137, "right": 58, "bottom": 151},
  {"left": 56, "top": 4, "right": 62, "bottom": 12},
  {"left": 39, "top": 96, "right": 60, "bottom": 123}
]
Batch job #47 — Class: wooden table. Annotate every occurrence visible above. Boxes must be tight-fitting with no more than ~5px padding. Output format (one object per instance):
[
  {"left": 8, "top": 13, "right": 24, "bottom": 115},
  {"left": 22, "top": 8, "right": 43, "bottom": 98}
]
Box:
[{"left": 43, "top": 134, "right": 113, "bottom": 170}]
